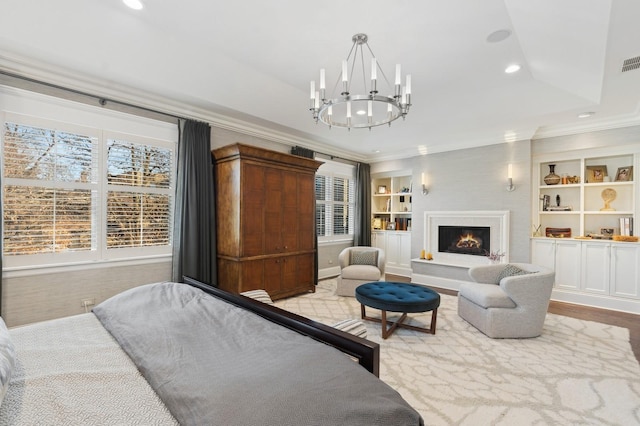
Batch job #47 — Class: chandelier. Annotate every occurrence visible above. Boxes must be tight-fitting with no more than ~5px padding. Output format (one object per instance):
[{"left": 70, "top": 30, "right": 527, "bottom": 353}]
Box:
[{"left": 309, "top": 33, "right": 412, "bottom": 130}]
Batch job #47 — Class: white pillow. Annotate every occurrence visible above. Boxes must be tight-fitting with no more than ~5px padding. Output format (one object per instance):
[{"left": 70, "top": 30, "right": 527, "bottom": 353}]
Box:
[{"left": 0, "top": 317, "right": 16, "bottom": 406}]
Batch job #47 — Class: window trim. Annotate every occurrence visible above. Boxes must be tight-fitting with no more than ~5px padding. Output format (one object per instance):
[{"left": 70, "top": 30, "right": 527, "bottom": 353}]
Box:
[
  {"left": 315, "top": 159, "right": 356, "bottom": 243},
  {"left": 1, "top": 93, "right": 178, "bottom": 270}
]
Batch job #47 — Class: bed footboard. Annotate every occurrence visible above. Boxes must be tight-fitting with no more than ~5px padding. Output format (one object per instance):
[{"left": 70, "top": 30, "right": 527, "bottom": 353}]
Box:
[{"left": 183, "top": 276, "right": 380, "bottom": 376}]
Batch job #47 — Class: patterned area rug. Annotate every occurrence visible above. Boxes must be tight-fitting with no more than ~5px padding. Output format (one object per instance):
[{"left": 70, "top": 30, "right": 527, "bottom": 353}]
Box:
[{"left": 275, "top": 280, "right": 640, "bottom": 425}]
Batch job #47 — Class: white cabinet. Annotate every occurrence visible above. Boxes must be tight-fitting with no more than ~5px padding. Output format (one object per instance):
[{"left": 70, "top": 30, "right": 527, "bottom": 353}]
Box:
[
  {"left": 554, "top": 240, "right": 581, "bottom": 291},
  {"left": 371, "top": 231, "right": 386, "bottom": 251},
  {"left": 581, "top": 242, "right": 609, "bottom": 294},
  {"left": 371, "top": 230, "right": 411, "bottom": 277},
  {"left": 531, "top": 239, "right": 640, "bottom": 311},
  {"left": 610, "top": 244, "right": 640, "bottom": 298},
  {"left": 371, "top": 171, "right": 412, "bottom": 277}
]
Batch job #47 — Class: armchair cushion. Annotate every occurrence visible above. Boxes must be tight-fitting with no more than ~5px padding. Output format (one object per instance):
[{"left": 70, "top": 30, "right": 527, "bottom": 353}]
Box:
[
  {"left": 457, "top": 283, "right": 516, "bottom": 309},
  {"left": 340, "top": 265, "right": 382, "bottom": 281},
  {"left": 350, "top": 250, "right": 378, "bottom": 266}
]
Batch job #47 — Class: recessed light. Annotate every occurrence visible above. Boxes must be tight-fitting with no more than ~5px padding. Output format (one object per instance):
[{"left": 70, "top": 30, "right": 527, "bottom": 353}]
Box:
[
  {"left": 123, "top": 0, "right": 143, "bottom": 10},
  {"left": 487, "top": 29, "right": 512, "bottom": 43},
  {"left": 505, "top": 64, "right": 521, "bottom": 74},
  {"left": 578, "top": 112, "right": 595, "bottom": 118}
]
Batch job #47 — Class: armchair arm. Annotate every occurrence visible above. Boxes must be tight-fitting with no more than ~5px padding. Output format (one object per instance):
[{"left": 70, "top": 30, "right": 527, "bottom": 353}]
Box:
[
  {"left": 376, "top": 249, "right": 386, "bottom": 275},
  {"left": 500, "top": 271, "right": 555, "bottom": 307}
]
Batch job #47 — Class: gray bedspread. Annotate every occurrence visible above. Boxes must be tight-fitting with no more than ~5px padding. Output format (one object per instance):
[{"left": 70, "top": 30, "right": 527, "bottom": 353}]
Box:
[{"left": 93, "top": 282, "right": 423, "bottom": 426}]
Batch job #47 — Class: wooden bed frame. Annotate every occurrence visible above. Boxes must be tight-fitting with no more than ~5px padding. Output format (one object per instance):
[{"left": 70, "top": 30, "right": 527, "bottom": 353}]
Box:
[{"left": 183, "top": 276, "right": 380, "bottom": 376}]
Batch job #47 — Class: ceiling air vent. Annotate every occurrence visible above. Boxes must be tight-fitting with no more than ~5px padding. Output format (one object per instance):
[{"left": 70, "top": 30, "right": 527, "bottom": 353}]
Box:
[{"left": 621, "top": 56, "right": 640, "bottom": 72}]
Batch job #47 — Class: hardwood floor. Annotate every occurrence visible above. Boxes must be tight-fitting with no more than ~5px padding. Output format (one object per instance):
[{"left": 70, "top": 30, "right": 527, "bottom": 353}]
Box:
[{"left": 385, "top": 274, "right": 640, "bottom": 363}]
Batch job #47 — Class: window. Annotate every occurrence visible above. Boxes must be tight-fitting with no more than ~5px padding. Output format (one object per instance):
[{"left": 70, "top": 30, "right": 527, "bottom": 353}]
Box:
[
  {"left": 2, "top": 111, "right": 176, "bottom": 268},
  {"left": 106, "top": 137, "right": 173, "bottom": 249},
  {"left": 315, "top": 160, "right": 355, "bottom": 241}
]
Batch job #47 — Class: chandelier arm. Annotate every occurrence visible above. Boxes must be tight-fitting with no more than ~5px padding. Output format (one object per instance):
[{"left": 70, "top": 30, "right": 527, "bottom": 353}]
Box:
[
  {"left": 364, "top": 42, "right": 393, "bottom": 88},
  {"left": 358, "top": 44, "right": 368, "bottom": 95}
]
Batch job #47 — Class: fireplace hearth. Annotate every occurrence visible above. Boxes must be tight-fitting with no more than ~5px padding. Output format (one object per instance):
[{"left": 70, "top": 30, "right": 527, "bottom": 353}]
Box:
[{"left": 438, "top": 226, "right": 490, "bottom": 257}]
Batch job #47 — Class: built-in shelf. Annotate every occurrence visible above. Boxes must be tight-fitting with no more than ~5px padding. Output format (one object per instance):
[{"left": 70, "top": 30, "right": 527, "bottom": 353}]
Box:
[{"left": 534, "top": 152, "right": 637, "bottom": 238}]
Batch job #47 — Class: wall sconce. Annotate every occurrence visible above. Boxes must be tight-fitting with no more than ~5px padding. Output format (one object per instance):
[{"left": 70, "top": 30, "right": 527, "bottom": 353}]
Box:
[
  {"left": 421, "top": 172, "right": 429, "bottom": 195},
  {"left": 507, "top": 164, "right": 515, "bottom": 192}
]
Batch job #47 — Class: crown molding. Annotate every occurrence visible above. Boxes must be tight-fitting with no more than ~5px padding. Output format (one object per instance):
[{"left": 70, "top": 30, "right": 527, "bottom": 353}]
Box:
[
  {"left": 532, "top": 107, "right": 640, "bottom": 140},
  {"left": 0, "top": 52, "right": 368, "bottom": 163}
]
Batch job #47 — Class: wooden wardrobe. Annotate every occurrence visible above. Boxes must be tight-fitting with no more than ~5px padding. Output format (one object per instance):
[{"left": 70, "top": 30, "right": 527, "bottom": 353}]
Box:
[{"left": 212, "top": 143, "right": 322, "bottom": 300}]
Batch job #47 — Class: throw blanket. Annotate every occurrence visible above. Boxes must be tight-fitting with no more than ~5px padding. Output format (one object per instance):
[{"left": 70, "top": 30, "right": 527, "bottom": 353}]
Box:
[{"left": 93, "top": 282, "right": 423, "bottom": 426}]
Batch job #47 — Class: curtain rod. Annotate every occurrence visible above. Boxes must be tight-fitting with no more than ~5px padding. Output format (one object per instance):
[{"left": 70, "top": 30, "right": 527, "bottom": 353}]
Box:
[
  {"left": 312, "top": 150, "right": 359, "bottom": 166},
  {"left": 1, "top": 70, "right": 364, "bottom": 164},
  {"left": 0, "top": 70, "right": 187, "bottom": 124}
]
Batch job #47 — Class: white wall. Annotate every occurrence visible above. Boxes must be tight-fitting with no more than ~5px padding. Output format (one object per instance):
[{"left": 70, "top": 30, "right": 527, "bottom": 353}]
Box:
[{"left": 372, "top": 140, "right": 532, "bottom": 279}]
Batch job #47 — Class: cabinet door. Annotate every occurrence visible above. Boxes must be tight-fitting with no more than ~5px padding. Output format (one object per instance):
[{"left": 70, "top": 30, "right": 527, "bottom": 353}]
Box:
[
  {"left": 242, "top": 163, "right": 266, "bottom": 256},
  {"left": 386, "top": 232, "right": 401, "bottom": 267},
  {"left": 531, "top": 239, "right": 556, "bottom": 271},
  {"left": 372, "top": 231, "right": 386, "bottom": 251},
  {"left": 555, "top": 240, "right": 581, "bottom": 290},
  {"left": 280, "top": 169, "right": 299, "bottom": 252},
  {"left": 297, "top": 173, "right": 316, "bottom": 251},
  {"left": 264, "top": 168, "right": 284, "bottom": 254},
  {"left": 581, "top": 242, "right": 609, "bottom": 294},
  {"left": 263, "top": 257, "right": 283, "bottom": 295},
  {"left": 398, "top": 232, "right": 412, "bottom": 269},
  {"left": 610, "top": 244, "right": 640, "bottom": 299}
]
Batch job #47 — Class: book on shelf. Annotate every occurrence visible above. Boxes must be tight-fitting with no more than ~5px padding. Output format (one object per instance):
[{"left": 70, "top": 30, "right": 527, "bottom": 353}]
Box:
[
  {"left": 394, "top": 217, "right": 411, "bottom": 231},
  {"left": 619, "top": 217, "right": 634, "bottom": 236}
]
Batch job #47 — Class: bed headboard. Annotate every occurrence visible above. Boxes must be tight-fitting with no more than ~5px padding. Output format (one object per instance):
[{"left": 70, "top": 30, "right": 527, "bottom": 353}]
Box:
[{"left": 183, "top": 276, "right": 380, "bottom": 376}]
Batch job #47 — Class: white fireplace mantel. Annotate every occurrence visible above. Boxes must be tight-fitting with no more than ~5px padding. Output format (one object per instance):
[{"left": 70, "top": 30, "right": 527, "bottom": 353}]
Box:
[{"left": 423, "top": 210, "right": 510, "bottom": 267}]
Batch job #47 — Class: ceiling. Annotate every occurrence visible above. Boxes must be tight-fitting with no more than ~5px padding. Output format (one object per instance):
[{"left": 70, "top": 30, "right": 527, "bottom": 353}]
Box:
[{"left": 1, "top": 0, "right": 640, "bottom": 162}]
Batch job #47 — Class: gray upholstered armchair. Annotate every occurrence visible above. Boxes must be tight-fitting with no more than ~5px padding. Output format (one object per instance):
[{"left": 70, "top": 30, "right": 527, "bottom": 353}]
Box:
[
  {"left": 336, "top": 247, "right": 385, "bottom": 297},
  {"left": 457, "top": 263, "right": 555, "bottom": 338}
]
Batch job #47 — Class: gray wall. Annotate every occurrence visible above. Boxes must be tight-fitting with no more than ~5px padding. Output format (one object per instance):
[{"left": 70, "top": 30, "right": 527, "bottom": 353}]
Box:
[
  {"left": 3, "top": 260, "right": 171, "bottom": 327},
  {"left": 372, "top": 140, "right": 532, "bottom": 277}
]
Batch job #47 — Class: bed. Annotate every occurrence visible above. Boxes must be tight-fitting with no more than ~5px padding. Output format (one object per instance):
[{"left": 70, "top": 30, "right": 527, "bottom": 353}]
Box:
[{"left": 0, "top": 278, "right": 423, "bottom": 425}]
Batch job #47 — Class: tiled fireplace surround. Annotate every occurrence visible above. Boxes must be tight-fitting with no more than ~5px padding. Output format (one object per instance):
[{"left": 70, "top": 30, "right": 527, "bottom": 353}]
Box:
[{"left": 412, "top": 211, "right": 510, "bottom": 289}]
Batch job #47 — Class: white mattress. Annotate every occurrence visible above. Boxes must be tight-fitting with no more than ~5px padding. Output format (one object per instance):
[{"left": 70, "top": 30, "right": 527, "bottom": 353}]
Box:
[{"left": 0, "top": 313, "right": 178, "bottom": 425}]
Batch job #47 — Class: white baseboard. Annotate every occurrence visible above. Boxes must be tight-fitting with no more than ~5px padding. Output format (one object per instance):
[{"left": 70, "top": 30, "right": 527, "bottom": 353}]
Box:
[
  {"left": 551, "top": 289, "right": 640, "bottom": 314},
  {"left": 318, "top": 266, "right": 340, "bottom": 280},
  {"left": 411, "top": 273, "right": 468, "bottom": 292}
]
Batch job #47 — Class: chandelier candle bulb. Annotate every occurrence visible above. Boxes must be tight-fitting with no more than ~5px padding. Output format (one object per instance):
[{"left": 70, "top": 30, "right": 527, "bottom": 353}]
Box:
[
  {"left": 371, "top": 58, "right": 377, "bottom": 80},
  {"left": 342, "top": 60, "right": 348, "bottom": 82},
  {"left": 395, "top": 64, "right": 402, "bottom": 85},
  {"left": 319, "top": 69, "right": 325, "bottom": 89},
  {"left": 406, "top": 75, "right": 412, "bottom": 94}
]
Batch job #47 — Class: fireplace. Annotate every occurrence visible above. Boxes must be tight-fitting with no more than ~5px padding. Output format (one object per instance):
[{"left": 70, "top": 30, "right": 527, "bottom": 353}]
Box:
[
  {"left": 423, "top": 211, "right": 510, "bottom": 266},
  {"left": 438, "top": 226, "right": 490, "bottom": 257}
]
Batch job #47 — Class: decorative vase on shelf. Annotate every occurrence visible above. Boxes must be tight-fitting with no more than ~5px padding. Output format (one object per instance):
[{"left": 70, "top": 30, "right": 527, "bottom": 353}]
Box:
[{"left": 544, "top": 164, "right": 561, "bottom": 185}]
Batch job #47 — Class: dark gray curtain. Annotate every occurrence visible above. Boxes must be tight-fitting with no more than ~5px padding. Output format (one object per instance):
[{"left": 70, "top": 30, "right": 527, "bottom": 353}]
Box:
[
  {"left": 354, "top": 162, "right": 371, "bottom": 246},
  {"left": 291, "top": 146, "right": 318, "bottom": 284},
  {"left": 0, "top": 172, "right": 2, "bottom": 316},
  {"left": 172, "top": 120, "right": 217, "bottom": 285}
]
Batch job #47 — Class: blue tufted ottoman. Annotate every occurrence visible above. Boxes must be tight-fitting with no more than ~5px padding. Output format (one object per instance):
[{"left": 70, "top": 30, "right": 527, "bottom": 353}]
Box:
[{"left": 355, "top": 282, "right": 440, "bottom": 339}]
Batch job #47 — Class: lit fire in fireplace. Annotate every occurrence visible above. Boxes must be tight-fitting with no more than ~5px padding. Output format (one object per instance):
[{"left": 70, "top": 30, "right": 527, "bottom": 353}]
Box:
[{"left": 455, "top": 233, "right": 482, "bottom": 249}]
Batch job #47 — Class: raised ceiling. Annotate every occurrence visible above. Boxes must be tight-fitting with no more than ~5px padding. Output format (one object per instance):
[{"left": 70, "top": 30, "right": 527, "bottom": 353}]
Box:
[{"left": 1, "top": 0, "right": 640, "bottom": 162}]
